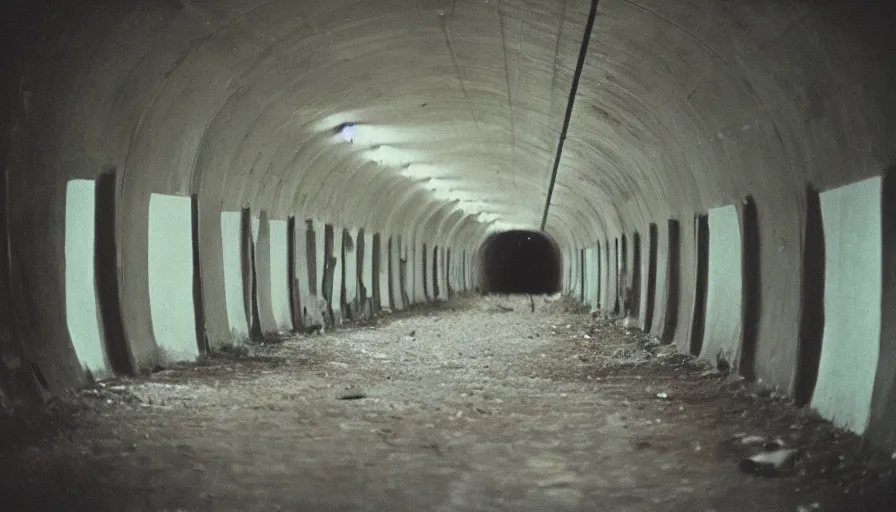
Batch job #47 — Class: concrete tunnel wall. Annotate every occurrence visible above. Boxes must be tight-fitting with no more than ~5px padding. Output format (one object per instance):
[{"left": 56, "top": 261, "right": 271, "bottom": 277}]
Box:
[{"left": 1, "top": 0, "right": 896, "bottom": 452}]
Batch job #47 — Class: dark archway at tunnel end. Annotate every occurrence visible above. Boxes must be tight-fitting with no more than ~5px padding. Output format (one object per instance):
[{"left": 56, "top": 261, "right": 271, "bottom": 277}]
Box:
[{"left": 479, "top": 230, "right": 562, "bottom": 295}]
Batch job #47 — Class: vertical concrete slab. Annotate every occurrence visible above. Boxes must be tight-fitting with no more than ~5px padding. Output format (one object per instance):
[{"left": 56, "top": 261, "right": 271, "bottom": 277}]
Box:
[
  {"left": 561, "top": 248, "right": 570, "bottom": 294},
  {"left": 699, "top": 205, "right": 744, "bottom": 366},
  {"left": 147, "top": 194, "right": 198, "bottom": 361},
  {"left": 576, "top": 249, "right": 585, "bottom": 302},
  {"left": 584, "top": 247, "right": 596, "bottom": 308},
  {"left": 422, "top": 244, "right": 432, "bottom": 301},
  {"left": 64, "top": 179, "right": 109, "bottom": 378},
  {"left": 868, "top": 169, "right": 896, "bottom": 450},
  {"left": 674, "top": 216, "right": 700, "bottom": 352},
  {"left": 297, "top": 219, "right": 322, "bottom": 328},
  {"left": 390, "top": 236, "right": 404, "bottom": 310},
  {"left": 661, "top": 219, "right": 684, "bottom": 344},
  {"left": 608, "top": 239, "right": 619, "bottom": 312},
  {"left": 379, "top": 235, "right": 391, "bottom": 310},
  {"left": 597, "top": 240, "right": 610, "bottom": 311},
  {"left": 252, "top": 213, "right": 278, "bottom": 335},
  {"left": 315, "top": 222, "right": 329, "bottom": 321},
  {"left": 343, "top": 229, "right": 358, "bottom": 316},
  {"left": 331, "top": 226, "right": 344, "bottom": 323},
  {"left": 400, "top": 239, "right": 411, "bottom": 306},
  {"left": 362, "top": 231, "right": 374, "bottom": 308},
  {"left": 408, "top": 240, "right": 420, "bottom": 304},
  {"left": 445, "top": 248, "right": 452, "bottom": 296},
  {"left": 650, "top": 222, "right": 670, "bottom": 339},
  {"left": 437, "top": 246, "right": 447, "bottom": 299},
  {"left": 268, "top": 220, "right": 292, "bottom": 332},
  {"left": 221, "top": 212, "right": 249, "bottom": 342},
  {"left": 811, "top": 177, "right": 882, "bottom": 434},
  {"left": 371, "top": 233, "right": 382, "bottom": 312}
]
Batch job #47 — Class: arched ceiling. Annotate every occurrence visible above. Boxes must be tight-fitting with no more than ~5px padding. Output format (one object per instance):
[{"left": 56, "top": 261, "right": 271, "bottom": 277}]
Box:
[{"left": 11, "top": 0, "right": 896, "bottom": 250}]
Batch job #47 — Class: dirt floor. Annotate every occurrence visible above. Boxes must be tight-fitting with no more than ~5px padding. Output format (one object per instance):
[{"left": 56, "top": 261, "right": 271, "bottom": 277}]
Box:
[{"left": 1, "top": 295, "right": 895, "bottom": 512}]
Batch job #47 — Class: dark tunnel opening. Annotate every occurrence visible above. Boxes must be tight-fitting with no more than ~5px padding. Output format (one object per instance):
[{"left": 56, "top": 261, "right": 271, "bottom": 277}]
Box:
[{"left": 480, "top": 230, "right": 561, "bottom": 295}]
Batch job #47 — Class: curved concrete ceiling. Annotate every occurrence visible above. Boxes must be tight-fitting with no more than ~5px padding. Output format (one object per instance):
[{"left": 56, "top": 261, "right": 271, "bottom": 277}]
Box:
[{"left": 8, "top": 0, "right": 894, "bottom": 248}]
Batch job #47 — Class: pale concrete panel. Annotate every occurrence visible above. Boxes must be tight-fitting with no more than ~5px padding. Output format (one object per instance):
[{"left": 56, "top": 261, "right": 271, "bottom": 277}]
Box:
[
  {"left": 64, "top": 179, "right": 109, "bottom": 378},
  {"left": 400, "top": 238, "right": 411, "bottom": 304},
  {"left": 437, "top": 246, "right": 447, "bottom": 299},
  {"left": 148, "top": 193, "right": 198, "bottom": 361},
  {"left": 409, "top": 241, "right": 421, "bottom": 304},
  {"left": 674, "top": 218, "right": 699, "bottom": 352},
  {"left": 423, "top": 244, "right": 433, "bottom": 301},
  {"left": 650, "top": 224, "right": 670, "bottom": 338},
  {"left": 574, "top": 249, "right": 583, "bottom": 301},
  {"left": 344, "top": 229, "right": 358, "bottom": 308},
  {"left": 699, "top": 205, "right": 743, "bottom": 366},
  {"left": 295, "top": 220, "right": 311, "bottom": 323},
  {"left": 390, "top": 236, "right": 404, "bottom": 310},
  {"left": 221, "top": 212, "right": 249, "bottom": 341},
  {"left": 562, "top": 248, "right": 571, "bottom": 294},
  {"left": 332, "top": 226, "right": 344, "bottom": 321},
  {"left": 379, "top": 236, "right": 391, "bottom": 309},
  {"left": 268, "top": 220, "right": 292, "bottom": 331},
  {"left": 298, "top": 220, "right": 323, "bottom": 327},
  {"left": 584, "top": 247, "right": 597, "bottom": 308},
  {"left": 363, "top": 231, "right": 373, "bottom": 301},
  {"left": 315, "top": 222, "right": 326, "bottom": 302},
  {"left": 609, "top": 239, "right": 619, "bottom": 312},
  {"left": 600, "top": 241, "right": 610, "bottom": 310},
  {"left": 812, "top": 177, "right": 882, "bottom": 434}
]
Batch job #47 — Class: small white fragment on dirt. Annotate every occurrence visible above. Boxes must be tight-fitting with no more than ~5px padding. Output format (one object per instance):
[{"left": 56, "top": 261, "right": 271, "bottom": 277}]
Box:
[
  {"left": 796, "top": 503, "right": 821, "bottom": 512},
  {"left": 583, "top": 334, "right": 592, "bottom": 339},
  {"left": 740, "top": 448, "right": 798, "bottom": 477},
  {"left": 456, "top": 411, "right": 463, "bottom": 418},
  {"left": 656, "top": 392, "right": 668, "bottom": 399},
  {"left": 565, "top": 324, "right": 571, "bottom": 328},
  {"left": 740, "top": 435, "right": 766, "bottom": 445}
]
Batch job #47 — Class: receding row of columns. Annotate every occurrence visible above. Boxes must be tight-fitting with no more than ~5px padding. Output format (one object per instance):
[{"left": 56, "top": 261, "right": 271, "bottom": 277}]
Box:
[
  {"left": 62, "top": 180, "right": 474, "bottom": 387},
  {"left": 564, "top": 173, "right": 896, "bottom": 450}
]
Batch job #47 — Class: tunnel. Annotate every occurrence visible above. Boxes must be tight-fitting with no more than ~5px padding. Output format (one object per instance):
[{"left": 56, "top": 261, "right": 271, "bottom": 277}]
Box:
[
  {"left": 480, "top": 230, "right": 561, "bottom": 294},
  {"left": 1, "top": 0, "right": 896, "bottom": 509}
]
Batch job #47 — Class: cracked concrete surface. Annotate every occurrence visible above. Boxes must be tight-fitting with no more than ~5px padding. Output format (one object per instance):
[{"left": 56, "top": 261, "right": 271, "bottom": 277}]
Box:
[{"left": 2, "top": 297, "right": 893, "bottom": 511}]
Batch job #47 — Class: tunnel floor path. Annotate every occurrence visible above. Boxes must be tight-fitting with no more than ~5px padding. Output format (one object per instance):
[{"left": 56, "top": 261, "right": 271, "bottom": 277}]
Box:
[{"left": 3, "top": 296, "right": 892, "bottom": 511}]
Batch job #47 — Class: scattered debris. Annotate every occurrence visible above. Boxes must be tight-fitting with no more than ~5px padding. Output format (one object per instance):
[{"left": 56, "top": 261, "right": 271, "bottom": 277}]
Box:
[
  {"left": 656, "top": 392, "right": 668, "bottom": 400},
  {"left": 739, "top": 435, "right": 767, "bottom": 445},
  {"left": 621, "top": 317, "right": 639, "bottom": 330},
  {"left": 337, "top": 387, "right": 366, "bottom": 400},
  {"left": 740, "top": 448, "right": 798, "bottom": 477}
]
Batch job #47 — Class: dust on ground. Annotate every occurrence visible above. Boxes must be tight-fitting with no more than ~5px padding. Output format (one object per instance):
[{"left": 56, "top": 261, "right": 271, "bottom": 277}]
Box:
[{"left": 0, "top": 295, "right": 893, "bottom": 511}]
